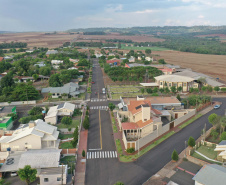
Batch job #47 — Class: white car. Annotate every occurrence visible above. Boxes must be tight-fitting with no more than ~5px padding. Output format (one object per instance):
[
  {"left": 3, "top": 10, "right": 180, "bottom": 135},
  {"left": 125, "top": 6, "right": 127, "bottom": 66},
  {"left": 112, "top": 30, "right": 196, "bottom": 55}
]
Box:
[
  {"left": 214, "top": 105, "right": 220, "bottom": 109},
  {"left": 10, "top": 171, "right": 17, "bottom": 177}
]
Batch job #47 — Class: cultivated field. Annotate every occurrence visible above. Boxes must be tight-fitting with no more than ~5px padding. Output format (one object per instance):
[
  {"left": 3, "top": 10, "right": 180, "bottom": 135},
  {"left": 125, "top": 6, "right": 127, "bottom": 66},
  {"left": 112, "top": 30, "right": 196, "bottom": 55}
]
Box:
[
  {"left": 152, "top": 50, "right": 226, "bottom": 82},
  {"left": 0, "top": 32, "right": 79, "bottom": 48}
]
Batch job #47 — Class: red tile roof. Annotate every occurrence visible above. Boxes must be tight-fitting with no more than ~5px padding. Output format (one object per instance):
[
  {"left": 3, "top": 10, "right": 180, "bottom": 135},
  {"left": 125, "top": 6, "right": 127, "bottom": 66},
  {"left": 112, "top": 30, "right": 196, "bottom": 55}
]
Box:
[
  {"left": 136, "top": 119, "right": 153, "bottom": 128},
  {"left": 128, "top": 100, "right": 151, "bottom": 115},
  {"left": 106, "top": 59, "right": 121, "bottom": 64},
  {"left": 160, "top": 68, "right": 173, "bottom": 72},
  {"left": 121, "top": 122, "right": 138, "bottom": 130},
  {"left": 0, "top": 57, "right": 3, "bottom": 61},
  {"left": 152, "top": 108, "right": 162, "bottom": 115}
]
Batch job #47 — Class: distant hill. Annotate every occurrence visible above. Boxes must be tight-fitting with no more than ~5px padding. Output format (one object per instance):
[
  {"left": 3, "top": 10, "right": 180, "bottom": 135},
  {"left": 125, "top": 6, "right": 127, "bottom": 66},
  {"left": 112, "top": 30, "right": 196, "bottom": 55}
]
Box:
[
  {"left": 0, "top": 31, "right": 15, "bottom": 34},
  {"left": 67, "top": 26, "right": 226, "bottom": 36}
]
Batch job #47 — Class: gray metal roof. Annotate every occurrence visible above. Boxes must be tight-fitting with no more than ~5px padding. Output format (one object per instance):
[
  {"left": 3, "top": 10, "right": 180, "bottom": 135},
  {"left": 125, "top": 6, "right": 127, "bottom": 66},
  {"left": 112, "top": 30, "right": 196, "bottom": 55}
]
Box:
[
  {"left": 219, "top": 140, "right": 226, "bottom": 145},
  {"left": 193, "top": 164, "right": 226, "bottom": 185},
  {"left": 46, "top": 50, "right": 58, "bottom": 55}
]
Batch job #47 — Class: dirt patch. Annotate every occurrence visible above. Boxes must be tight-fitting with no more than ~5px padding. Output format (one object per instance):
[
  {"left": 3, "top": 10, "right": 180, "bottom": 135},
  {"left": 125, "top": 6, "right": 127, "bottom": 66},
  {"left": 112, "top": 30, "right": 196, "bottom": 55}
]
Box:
[{"left": 152, "top": 50, "right": 226, "bottom": 82}]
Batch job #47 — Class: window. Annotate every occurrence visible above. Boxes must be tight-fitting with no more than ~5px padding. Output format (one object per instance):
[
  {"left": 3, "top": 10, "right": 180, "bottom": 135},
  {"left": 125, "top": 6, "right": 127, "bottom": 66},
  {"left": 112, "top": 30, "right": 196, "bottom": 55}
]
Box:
[
  {"left": 57, "top": 177, "right": 62, "bottom": 181},
  {"left": 183, "top": 83, "right": 187, "bottom": 86},
  {"left": 160, "top": 82, "right": 163, "bottom": 85},
  {"left": 144, "top": 119, "right": 147, "bottom": 121},
  {"left": 44, "top": 178, "right": 48, "bottom": 182},
  {"left": 169, "top": 83, "right": 171, "bottom": 87}
]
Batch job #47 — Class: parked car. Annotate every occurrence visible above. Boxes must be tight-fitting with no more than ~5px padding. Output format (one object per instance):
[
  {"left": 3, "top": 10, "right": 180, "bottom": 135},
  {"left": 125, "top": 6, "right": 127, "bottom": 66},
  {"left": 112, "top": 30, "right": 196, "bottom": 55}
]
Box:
[
  {"left": 214, "top": 104, "right": 221, "bottom": 109},
  {"left": 92, "top": 81, "right": 95, "bottom": 84},
  {"left": 11, "top": 171, "right": 17, "bottom": 177}
]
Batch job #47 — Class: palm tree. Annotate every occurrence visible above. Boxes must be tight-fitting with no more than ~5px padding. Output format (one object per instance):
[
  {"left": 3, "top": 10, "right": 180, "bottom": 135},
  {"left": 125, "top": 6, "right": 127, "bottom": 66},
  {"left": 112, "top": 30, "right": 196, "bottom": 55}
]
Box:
[{"left": 220, "top": 116, "right": 226, "bottom": 133}]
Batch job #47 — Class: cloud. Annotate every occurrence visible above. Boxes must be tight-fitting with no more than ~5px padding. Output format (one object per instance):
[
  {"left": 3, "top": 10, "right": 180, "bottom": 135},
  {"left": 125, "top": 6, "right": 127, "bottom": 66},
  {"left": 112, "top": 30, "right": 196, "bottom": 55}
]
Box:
[
  {"left": 134, "top": 9, "right": 158, "bottom": 14},
  {"left": 198, "top": 15, "right": 204, "bottom": 19}
]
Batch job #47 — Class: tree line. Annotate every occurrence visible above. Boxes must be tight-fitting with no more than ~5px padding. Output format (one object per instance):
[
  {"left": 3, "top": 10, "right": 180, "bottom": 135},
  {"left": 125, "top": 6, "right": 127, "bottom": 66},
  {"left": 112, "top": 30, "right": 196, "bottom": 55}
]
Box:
[{"left": 0, "top": 42, "right": 27, "bottom": 49}]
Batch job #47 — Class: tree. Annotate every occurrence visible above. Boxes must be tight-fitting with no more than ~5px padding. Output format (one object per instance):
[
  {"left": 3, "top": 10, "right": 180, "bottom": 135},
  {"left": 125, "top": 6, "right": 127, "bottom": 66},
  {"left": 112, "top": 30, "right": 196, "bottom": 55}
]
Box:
[
  {"left": 208, "top": 113, "right": 220, "bottom": 126},
  {"left": 177, "top": 86, "right": 182, "bottom": 92},
  {"left": 0, "top": 74, "right": 14, "bottom": 89},
  {"left": 220, "top": 116, "right": 226, "bottom": 132},
  {"left": 28, "top": 107, "right": 43, "bottom": 115},
  {"left": 114, "top": 182, "right": 124, "bottom": 185},
  {"left": 83, "top": 116, "right": 90, "bottom": 129},
  {"left": 61, "top": 116, "right": 72, "bottom": 125},
  {"left": 82, "top": 150, "right": 86, "bottom": 157},
  {"left": 71, "top": 126, "right": 79, "bottom": 148},
  {"left": 220, "top": 132, "right": 226, "bottom": 141},
  {"left": 171, "top": 149, "right": 179, "bottom": 161},
  {"left": 207, "top": 85, "right": 213, "bottom": 92},
  {"left": 159, "top": 88, "right": 164, "bottom": 94},
  {"left": 171, "top": 86, "right": 177, "bottom": 94},
  {"left": 18, "top": 165, "right": 37, "bottom": 185},
  {"left": 108, "top": 103, "right": 116, "bottom": 111},
  {"left": 201, "top": 86, "right": 207, "bottom": 92},
  {"left": 32, "top": 74, "right": 39, "bottom": 81},
  {"left": 176, "top": 94, "right": 181, "bottom": 101},
  {"left": 188, "top": 136, "right": 195, "bottom": 147},
  {"left": 158, "top": 59, "right": 166, "bottom": 64},
  {"left": 145, "top": 49, "right": 151, "bottom": 55},
  {"left": 210, "top": 129, "right": 219, "bottom": 139},
  {"left": 139, "top": 77, "right": 143, "bottom": 82},
  {"left": 146, "top": 88, "right": 153, "bottom": 94},
  {"left": 49, "top": 74, "right": 62, "bottom": 87},
  {"left": 214, "top": 86, "right": 220, "bottom": 92},
  {"left": 164, "top": 87, "right": 170, "bottom": 94},
  {"left": 140, "top": 88, "right": 145, "bottom": 94}
]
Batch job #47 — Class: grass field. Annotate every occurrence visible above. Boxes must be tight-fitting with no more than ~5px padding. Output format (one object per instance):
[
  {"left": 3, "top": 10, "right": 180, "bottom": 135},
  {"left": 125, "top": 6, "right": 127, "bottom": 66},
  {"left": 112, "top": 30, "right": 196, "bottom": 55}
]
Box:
[
  {"left": 59, "top": 133, "right": 73, "bottom": 140},
  {"left": 111, "top": 92, "right": 149, "bottom": 99},
  {"left": 121, "top": 44, "right": 170, "bottom": 51},
  {"left": 196, "top": 145, "right": 217, "bottom": 160},
  {"left": 60, "top": 142, "right": 74, "bottom": 149},
  {"left": 110, "top": 86, "right": 140, "bottom": 93},
  {"left": 57, "top": 119, "right": 80, "bottom": 129}
]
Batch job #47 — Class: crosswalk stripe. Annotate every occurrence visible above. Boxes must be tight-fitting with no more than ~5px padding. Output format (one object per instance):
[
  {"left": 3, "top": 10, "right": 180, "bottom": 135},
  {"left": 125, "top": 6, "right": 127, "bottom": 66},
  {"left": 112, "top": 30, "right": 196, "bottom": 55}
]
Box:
[
  {"left": 87, "top": 151, "right": 117, "bottom": 159},
  {"left": 92, "top": 152, "right": 94, "bottom": 159},
  {"left": 95, "top": 152, "right": 96, "bottom": 158},
  {"left": 87, "top": 152, "right": 89, "bottom": 159},
  {"left": 102, "top": 151, "right": 105, "bottom": 158},
  {"left": 90, "top": 152, "right": 92, "bottom": 159},
  {"left": 110, "top": 151, "right": 112, "bottom": 158},
  {"left": 115, "top": 151, "right": 117, "bottom": 158},
  {"left": 97, "top": 152, "right": 99, "bottom": 158},
  {"left": 105, "top": 151, "right": 107, "bottom": 158},
  {"left": 107, "top": 151, "right": 109, "bottom": 158},
  {"left": 100, "top": 151, "right": 102, "bottom": 158},
  {"left": 112, "top": 151, "right": 115, "bottom": 158}
]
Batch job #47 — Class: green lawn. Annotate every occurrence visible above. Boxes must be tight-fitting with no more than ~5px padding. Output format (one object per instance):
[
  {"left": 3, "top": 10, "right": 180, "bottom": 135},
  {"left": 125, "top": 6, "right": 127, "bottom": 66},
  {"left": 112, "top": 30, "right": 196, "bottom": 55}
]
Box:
[
  {"left": 116, "top": 131, "right": 175, "bottom": 162},
  {"left": 196, "top": 145, "right": 217, "bottom": 160},
  {"left": 191, "top": 152, "right": 221, "bottom": 165},
  {"left": 178, "top": 114, "right": 202, "bottom": 129},
  {"left": 57, "top": 119, "right": 80, "bottom": 129},
  {"left": 60, "top": 156, "right": 76, "bottom": 174},
  {"left": 121, "top": 44, "right": 170, "bottom": 51},
  {"left": 111, "top": 117, "right": 118, "bottom": 133},
  {"left": 59, "top": 133, "right": 73, "bottom": 140},
  {"left": 110, "top": 87, "right": 140, "bottom": 93},
  {"left": 60, "top": 142, "right": 74, "bottom": 149},
  {"left": 112, "top": 92, "right": 149, "bottom": 99},
  {"left": 78, "top": 92, "right": 86, "bottom": 100}
]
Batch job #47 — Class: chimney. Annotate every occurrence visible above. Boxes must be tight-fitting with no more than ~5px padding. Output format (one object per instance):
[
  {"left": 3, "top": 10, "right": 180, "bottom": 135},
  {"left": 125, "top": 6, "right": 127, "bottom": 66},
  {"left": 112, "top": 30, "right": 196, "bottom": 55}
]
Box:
[{"left": 29, "top": 121, "right": 36, "bottom": 128}]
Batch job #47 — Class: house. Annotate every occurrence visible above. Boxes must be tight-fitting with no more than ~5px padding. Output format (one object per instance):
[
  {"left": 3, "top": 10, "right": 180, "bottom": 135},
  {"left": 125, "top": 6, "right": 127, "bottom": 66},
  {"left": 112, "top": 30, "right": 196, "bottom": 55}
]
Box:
[
  {"left": 4, "top": 56, "right": 13, "bottom": 60},
  {"left": 0, "top": 149, "right": 67, "bottom": 185},
  {"left": 145, "top": 57, "right": 153, "bottom": 62},
  {"left": 106, "top": 59, "right": 121, "bottom": 66},
  {"left": 69, "top": 58, "right": 79, "bottom": 63},
  {"left": 128, "top": 56, "right": 135, "bottom": 63},
  {"left": 95, "top": 53, "right": 103, "bottom": 58},
  {"left": 155, "top": 75, "right": 199, "bottom": 92},
  {"left": 45, "top": 102, "right": 75, "bottom": 125},
  {"left": 41, "top": 82, "right": 84, "bottom": 98},
  {"left": 174, "top": 70, "right": 226, "bottom": 88},
  {"left": 14, "top": 75, "right": 49, "bottom": 83},
  {"left": 51, "top": 60, "right": 63, "bottom": 65},
  {"left": 192, "top": 164, "right": 226, "bottom": 185},
  {"left": 34, "top": 61, "right": 46, "bottom": 67},
  {"left": 117, "top": 96, "right": 194, "bottom": 151},
  {"left": 159, "top": 68, "right": 173, "bottom": 75},
  {"left": 0, "top": 119, "right": 60, "bottom": 151},
  {"left": 46, "top": 50, "right": 58, "bottom": 57},
  {"left": 214, "top": 140, "right": 226, "bottom": 161},
  {"left": 26, "top": 49, "right": 34, "bottom": 53}
]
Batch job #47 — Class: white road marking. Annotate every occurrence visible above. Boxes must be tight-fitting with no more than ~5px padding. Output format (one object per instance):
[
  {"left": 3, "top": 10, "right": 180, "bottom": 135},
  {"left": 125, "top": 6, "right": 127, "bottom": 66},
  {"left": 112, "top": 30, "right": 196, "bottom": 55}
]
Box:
[
  {"left": 87, "top": 152, "right": 89, "bottom": 159},
  {"left": 112, "top": 151, "right": 115, "bottom": 158},
  {"left": 97, "top": 152, "right": 99, "bottom": 158},
  {"left": 115, "top": 151, "right": 117, "bottom": 158},
  {"left": 107, "top": 151, "right": 110, "bottom": 158},
  {"left": 95, "top": 152, "right": 96, "bottom": 158},
  {"left": 110, "top": 151, "right": 112, "bottom": 158}
]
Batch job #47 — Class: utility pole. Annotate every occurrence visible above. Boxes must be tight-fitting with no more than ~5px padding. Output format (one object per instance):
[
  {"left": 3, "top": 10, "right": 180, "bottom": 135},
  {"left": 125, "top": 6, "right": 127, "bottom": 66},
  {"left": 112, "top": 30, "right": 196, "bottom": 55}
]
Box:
[{"left": 138, "top": 128, "right": 140, "bottom": 156}]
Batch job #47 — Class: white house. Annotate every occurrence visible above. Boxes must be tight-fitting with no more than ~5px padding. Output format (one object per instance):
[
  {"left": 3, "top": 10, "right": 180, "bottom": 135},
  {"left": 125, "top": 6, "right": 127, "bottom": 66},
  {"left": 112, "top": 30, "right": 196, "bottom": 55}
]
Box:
[
  {"left": 45, "top": 102, "right": 75, "bottom": 125},
  {"left": 129, "top": 56, "right": 135, "bottom": 63},
  {"left": 51, "top": 60, "right": 63, "bottom": 65}
]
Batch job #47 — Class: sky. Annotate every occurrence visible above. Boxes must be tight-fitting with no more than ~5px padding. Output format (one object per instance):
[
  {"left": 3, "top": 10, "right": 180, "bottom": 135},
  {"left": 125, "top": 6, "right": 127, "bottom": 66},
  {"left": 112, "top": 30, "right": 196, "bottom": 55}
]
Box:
[{"left": 0, "top": 0, "right": 226, "bottom": 32}]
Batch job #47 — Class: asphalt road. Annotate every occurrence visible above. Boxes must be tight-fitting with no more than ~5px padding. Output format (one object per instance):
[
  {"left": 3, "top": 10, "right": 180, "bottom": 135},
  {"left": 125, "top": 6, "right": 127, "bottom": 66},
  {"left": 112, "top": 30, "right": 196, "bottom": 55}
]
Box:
[{"left": 85, "top": 58, "right": 226, "bottom": 185}]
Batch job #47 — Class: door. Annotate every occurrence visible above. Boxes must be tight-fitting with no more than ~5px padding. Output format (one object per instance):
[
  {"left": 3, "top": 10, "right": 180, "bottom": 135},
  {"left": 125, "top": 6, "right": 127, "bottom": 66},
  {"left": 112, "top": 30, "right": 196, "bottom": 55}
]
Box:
[
  {"left": 170, "top": 121, "right": 174, "bottom": 129},
  {"left": 175, "top": 113, "right": 178, "bottom": 119}
]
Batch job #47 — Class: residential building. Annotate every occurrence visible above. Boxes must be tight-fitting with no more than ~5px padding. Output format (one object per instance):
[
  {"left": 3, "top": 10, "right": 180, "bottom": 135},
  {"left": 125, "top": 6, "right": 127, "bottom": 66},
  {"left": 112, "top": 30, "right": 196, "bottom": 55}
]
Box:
[
  {"left": 0, "top": 117, "right": 13, "bottom": 130},
  {"left": 145, "top": 57, "right": 153, "bottom": 62},
  {"left": 214, "top": 140, "right": 226, "bottom": 161},
  {"left": 155, "top": 75, "right": 199, "bottom": 92},
  {"left": 106, "top": 59, "right": 121, "bottom": 66},
  {"left": 46, "top": 50, "right": 58, "bottom": 56},
  {"left": 0, "top": 106, "right": 16, "bottom": 117},
  {"left": 14, "top": 75, "right": 49, "bottom": 83},
  {"left": 69, "top": 58, "right": 79, "bottom": 63},
  {"left": 34, "top": 61, "right": 46, "bottom": 67},
  {"left": 117, "top": 96, "right": 194, "bottom": 151},
  {"left": 0, "top": 149, "right": 68, "bottom": 185},
  {"left": 41, "top": 82, "right": 84, "bottom": 98},
  {"left": 128, "top": 56, "right": 135, "bottom": 63},
  {"left": 0, "top": 119, "right": 60, "bottom": 151},
  {"left": 3, "top": 56, "right": 13, "bottom": 60},
  {"left": 174, "top": 70, "right": 225, "bottom": 88},
  {"left": 45, "top": 102, "right": 75, "bottom": 125},
  {"left": 51, "top": 60, "right": 63, "bottom": 65},
  {"left": 26, "top": 49, "right": 34, "bottom": 53},
  {"left": 95, "top": 53, "right": 103, "bottom": 58},
  {"left": 193, "top": 164, "right": 226, "bottom": 185},
  {"left": 159, "top": 68, "right": 173, "bottom": 75}
]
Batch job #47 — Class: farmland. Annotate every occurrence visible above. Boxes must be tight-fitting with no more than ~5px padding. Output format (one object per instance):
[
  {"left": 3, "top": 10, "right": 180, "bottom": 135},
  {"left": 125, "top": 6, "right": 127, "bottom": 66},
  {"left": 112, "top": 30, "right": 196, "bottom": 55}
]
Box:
[
  {"left": 121, "top": 44, "right": 170, "bottom": 51},
  {"left": 152, "top": 50, "right": 226, "bottom": 82}
]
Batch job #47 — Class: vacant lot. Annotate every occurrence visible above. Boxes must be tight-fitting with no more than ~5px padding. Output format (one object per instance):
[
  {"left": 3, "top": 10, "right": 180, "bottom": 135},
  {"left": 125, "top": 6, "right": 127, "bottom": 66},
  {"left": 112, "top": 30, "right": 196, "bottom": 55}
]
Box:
[
  {"left": 152, "top": 50, "right": 226, "bottom": 82},
  {"left": 0, "top": 32, "right": 79, "bottom": 48}
]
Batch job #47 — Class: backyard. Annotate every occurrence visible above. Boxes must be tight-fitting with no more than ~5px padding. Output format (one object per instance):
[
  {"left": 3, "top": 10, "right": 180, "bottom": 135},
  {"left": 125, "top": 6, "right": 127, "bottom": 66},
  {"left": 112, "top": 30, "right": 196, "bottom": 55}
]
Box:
[
  {"left": 60, "top": 142, "right": 74, "bottom": 149},
  {"left": 57, "top": 119, "right": 80, "bottom": 129},
  {"left": 60, "top": 156, "right": 76, "bottom": 174}
]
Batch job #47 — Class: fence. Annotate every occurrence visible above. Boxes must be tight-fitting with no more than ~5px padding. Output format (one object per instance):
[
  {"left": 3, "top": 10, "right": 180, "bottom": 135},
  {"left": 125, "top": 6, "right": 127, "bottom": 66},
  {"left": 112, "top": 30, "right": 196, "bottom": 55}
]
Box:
[
  {"left": 61, "top": 149, "right": 77, "bottom": 155},
  {"left": 196, "top": 102, "right": 211, "bottom": 112},
  {"left": 0, "top": 101, "right": 36, "bottom": 106},
  {"left": 173, "top": 109, "right": 196, "bottom": 127}
]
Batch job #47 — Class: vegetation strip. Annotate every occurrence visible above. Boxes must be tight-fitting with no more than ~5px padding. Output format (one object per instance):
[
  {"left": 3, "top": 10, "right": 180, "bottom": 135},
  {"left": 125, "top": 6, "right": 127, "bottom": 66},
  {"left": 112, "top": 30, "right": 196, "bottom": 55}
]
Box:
[{"left": 179, "top": 114, "right": 203, "bottom": 129}]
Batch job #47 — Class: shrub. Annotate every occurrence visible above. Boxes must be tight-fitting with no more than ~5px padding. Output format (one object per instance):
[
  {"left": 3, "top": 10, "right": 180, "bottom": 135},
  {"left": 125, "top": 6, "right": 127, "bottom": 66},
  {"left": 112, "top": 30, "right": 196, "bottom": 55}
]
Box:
[
  {"left": 210, "top": 129, "right": 219, "bottom": 139},
  {"left": 151, "top": 93, "right": 159, "bottom": 96},
  {"left": 126, "top": 148, "right": 135, "bottom": 153},
  {"left": 82, "top": 150, "right": 86, "bottom": 157},
  {"left": 220, "top": 132, "right": 226, "bottom": 141},
  {"left": 61, "top": 116, "right": 72, "bottom": 125},
  {"left": 171, "top": 149, "right": 179, "bottom": 161},
  {"left": 108, "top": 103, "right": 115, "bottom": 111},
  {"left": 188, "top": 136, "right": 195, "bottom": 147},
  {"left": 83, "top": 116, "right": 90, "bottom": 129}
]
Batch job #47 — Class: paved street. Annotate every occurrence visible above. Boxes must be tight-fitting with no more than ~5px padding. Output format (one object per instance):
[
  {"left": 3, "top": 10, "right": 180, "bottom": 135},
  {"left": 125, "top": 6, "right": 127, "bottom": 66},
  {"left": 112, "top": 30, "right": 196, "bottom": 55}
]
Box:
[{"left": 85, "top": 59, "right": 226, "bottom": 185}]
